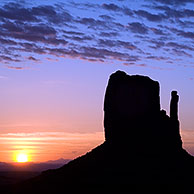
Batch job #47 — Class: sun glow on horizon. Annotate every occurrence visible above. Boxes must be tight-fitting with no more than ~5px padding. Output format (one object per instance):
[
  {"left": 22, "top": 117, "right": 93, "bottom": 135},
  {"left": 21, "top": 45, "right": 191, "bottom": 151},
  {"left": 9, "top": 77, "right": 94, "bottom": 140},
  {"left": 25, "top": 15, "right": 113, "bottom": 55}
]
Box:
[{"left": 16, "top": 153, "right": 29, "bottom": 163}]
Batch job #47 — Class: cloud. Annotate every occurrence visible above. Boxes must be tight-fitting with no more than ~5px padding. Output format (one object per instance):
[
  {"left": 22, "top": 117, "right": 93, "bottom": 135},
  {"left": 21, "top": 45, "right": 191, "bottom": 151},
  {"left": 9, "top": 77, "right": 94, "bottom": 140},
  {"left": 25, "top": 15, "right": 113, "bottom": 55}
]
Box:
[
  {"left": 146, "top": 55, "right": 170, "bottom": 60},
  {"left": 0, "top": 132, "right": 103, "bottom": 138},
  {"left": 150, "top": 0, "right": 194, "bottom": 5},
  {"left": 0, "top": 2, "right": 73, "bottom": 24},
  {"left": 0, "top": 55, "right": 21, "bottom": 63},
  {"left": 98, "top": 39, "right": 138, "bottom": 50},
  {"left": 127, "top": 22, "right": 149, "bottom": 34},
  {"left": 69, "top": 2, "right": 100, "bottom": 10},
  {"left": 46, "top": 46, "right": 139, "bottom": 63},
  {"left": 154, "top": 5, "right": 194, "bottom": 20},
  {"left": 178, "top": 31, "right": 194, "bottom": 39},
  {"left": 0, "top": 21, "right": 60, "bottom": 44},
  {"left": 171, "top": 48, "right": 192, "bottom": 57},
  {"left": 102, "top": 3, "right": 121, "bottom": 11},
  {"left": 102, "top": 3, "right": 133, "bottom": 16},
  {"left": 149, "top": 40, "right": 165, "bottom": 49},
  {"left": 0, "top": 38, "right": 17, "bottom": 45},
  {"left": 150, "top": 27, "right": 167, "bottom": 35},
  {"left": 28, "top": 56, "right": 39, "bottom": 61},
  {"left": 0, "top": 2, "right": 38, "bottom": 21},
  {"left": 77, "top": 17, "right": 110, "bottom": 30},
  {"left": 184, "top": 9, "right": 194, "bottom": 17},
  {"left": 63, "top": 34, "right": 92, "bottom": 42},
  {"left": 63, "top": 30, "right": 84, "bottom": 36},
  {"left": 99, "top": 32, "right": 119, "bottom": 37},
  {"left": 165, "top": 26, "right": 194, "bottom": 39},
  {"left": 30, "top": 5, "right": 73, "bottom": 24},
  {"left": 135, "top": 10, "right": 164, "bottom": 22},
  {"left": 6, "top": 66, "right": 25, "bottom": 70},
  {"left": 99, "top": 15, "right": 115, "bottom": 21},
  {"left": 25, "top": 25, "right": 56, "bottom": 36},
  {"left": 79, "top": 47, "right": 139, "bottom": 62},
  {"left": 166, "top": 42, "right": 194, "bottom": 51},
  {"left": 123, "top": 62, "right": 147, "bottom": 67}
]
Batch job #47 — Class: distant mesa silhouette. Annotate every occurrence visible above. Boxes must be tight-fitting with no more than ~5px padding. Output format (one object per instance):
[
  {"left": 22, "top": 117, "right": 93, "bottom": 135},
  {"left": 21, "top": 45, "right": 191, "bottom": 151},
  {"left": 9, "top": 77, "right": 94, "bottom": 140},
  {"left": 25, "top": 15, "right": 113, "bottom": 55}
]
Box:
[{"left": 7, "top": 71, "right": 194, "bottom": 194}]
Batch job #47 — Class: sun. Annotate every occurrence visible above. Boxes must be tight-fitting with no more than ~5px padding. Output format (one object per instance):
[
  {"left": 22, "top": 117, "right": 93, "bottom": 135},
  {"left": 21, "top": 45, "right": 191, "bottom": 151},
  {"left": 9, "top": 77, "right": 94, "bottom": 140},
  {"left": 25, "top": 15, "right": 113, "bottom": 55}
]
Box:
[{"left": 16, "top": 153, "right": 28, "bottom": 163}]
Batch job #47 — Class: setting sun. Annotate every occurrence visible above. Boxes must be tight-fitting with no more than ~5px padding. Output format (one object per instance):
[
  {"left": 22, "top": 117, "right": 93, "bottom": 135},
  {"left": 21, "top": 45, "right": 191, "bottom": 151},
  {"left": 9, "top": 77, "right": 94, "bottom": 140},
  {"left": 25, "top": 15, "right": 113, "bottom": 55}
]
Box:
[{"left": 16, "top": 153, "right": 28, "bottom": 163}]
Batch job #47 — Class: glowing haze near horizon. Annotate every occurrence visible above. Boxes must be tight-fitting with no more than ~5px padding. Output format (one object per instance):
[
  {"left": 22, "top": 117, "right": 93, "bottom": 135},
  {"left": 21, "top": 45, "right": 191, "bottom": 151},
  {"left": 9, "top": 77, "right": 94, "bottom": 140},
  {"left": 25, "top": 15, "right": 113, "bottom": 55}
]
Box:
[{"left": 0, "top": 0, "right": 194, "bottom": 162}]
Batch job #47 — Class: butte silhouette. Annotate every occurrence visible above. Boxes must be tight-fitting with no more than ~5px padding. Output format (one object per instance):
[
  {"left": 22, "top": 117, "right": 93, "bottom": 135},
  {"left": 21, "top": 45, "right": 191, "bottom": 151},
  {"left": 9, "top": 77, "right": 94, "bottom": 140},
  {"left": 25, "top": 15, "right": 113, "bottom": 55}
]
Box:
[{"left": 9, "top": 71, "right": 194, "bottom": 194}]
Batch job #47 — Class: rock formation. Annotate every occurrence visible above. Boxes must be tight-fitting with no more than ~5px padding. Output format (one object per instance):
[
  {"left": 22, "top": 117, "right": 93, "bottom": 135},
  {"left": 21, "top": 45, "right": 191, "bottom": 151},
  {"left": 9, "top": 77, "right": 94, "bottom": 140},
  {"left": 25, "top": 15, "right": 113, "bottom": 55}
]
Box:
[{"left": 104, "top": 71, "right": 183, "bottom": 156}]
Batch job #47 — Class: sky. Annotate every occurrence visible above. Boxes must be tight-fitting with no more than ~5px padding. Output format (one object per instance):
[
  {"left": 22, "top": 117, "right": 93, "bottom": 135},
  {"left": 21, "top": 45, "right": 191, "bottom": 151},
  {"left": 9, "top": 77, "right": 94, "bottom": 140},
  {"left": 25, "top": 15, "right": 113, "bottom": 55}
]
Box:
[{"left": 0, "top": 0, "right": 194, "bottom": 162}]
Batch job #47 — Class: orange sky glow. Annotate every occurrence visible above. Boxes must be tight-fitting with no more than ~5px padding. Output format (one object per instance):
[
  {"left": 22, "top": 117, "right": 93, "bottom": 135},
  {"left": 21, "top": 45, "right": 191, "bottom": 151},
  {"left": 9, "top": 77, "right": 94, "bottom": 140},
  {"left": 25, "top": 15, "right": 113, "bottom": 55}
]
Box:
[
  {"left": 0, "top": 132, "right": 104, "bottom": 162},
  {"left": 0, "top": 130, "right": 193, "bottom": 163}
]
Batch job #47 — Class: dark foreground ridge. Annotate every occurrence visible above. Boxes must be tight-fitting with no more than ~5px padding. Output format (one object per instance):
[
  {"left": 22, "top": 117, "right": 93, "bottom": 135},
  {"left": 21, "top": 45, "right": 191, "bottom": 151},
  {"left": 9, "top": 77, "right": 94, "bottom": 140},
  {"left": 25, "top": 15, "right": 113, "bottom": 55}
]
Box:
[{"left": 6, "top": 71, "right": 194, "bottom": 194}]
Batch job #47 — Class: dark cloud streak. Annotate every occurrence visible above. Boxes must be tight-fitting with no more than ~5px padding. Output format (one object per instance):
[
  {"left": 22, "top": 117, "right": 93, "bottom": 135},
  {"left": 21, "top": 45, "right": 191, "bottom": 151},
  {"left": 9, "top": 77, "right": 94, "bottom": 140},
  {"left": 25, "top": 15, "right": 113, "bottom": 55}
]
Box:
[
  {"left": 128, "top": 22, "right": 148, "bottom": 34},
  {"left": 149, "top": 0, "right": 194, "bottom": 6},
  {"left": 135, "top": 10, "right": 164, "bottom": 22}
]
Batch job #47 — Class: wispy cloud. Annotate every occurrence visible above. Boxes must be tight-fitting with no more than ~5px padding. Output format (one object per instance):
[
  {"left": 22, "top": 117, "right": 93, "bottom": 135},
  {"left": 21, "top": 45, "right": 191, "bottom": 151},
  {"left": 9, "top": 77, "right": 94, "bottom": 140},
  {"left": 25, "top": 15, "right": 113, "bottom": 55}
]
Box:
[
  {"left": 6, "top": 65, "right": 26, "bottom": 70},
  {"left": 149, "top": 0, "right": 194, "bottom": 6},
  {"left": 135, "top": 10, "right": 164, "bottom": 22},
  {"left": 127, "top": 22, "right": 149, "bottom": 34}
]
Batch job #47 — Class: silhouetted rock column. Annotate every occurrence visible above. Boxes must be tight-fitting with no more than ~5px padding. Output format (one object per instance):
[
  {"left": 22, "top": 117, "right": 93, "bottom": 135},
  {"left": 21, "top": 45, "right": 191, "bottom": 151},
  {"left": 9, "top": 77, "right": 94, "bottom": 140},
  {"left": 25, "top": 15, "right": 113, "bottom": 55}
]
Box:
[
  {"left": 170, "top": 91, "right": 179, "bottom": 120},
  {"left": 169, "top": 91, "right": 183, "bottom": 152},
  {"left": 104, "top": 70, "right": 184, "bottom": 156}
]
